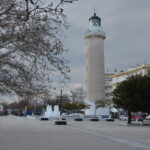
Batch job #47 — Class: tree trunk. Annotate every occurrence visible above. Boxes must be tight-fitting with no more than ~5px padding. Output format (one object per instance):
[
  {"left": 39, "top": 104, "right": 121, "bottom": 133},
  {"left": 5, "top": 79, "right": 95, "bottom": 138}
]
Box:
[{"left": 128, "top": 111, "right": 131, "bottom": 124}]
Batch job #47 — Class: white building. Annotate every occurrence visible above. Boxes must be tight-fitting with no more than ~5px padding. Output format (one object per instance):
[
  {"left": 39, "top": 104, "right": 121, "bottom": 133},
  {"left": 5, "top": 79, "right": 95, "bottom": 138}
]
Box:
[
  {"left": 105, "top": 73, "right": 114, "bottom": 100},
  {"left": 111, "top": 64, "right": 150, "bottom": 90},
  {"left": 71, "top": 87, "right": 86, "bottom": 103}
]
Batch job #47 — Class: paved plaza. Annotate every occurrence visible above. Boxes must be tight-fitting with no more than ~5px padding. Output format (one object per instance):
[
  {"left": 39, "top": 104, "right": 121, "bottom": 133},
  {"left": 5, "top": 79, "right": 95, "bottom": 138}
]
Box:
[{"left": 0, "top": 116, "right": 150, "bottom": 150}]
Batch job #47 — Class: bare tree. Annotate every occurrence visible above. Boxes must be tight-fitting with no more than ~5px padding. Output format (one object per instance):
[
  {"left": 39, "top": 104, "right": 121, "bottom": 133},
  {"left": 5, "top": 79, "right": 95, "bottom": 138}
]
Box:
[{"left": 0, "top": 0, "right": 77, "bottom": 98}]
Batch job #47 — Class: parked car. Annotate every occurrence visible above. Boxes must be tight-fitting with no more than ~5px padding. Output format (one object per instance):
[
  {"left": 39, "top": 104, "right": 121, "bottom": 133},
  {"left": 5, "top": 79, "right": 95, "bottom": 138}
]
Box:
[
  {"left": 0, "top": 105, "right": 4, "bottom": 115},
  {"left": 119, "top": 115, "right": 128, "bottom": 121},
  {"left": 131, "top": 114, "right": 143, "bottom": 121},
  {"left": 145, "top": 115, "right": 150, "bottom": 120}
]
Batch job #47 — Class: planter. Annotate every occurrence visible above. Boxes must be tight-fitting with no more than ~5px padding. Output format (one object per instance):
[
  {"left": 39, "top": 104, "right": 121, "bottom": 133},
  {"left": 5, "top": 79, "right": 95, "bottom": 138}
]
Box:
[
  {"left": 74, "top": 118, "right": 83, "bottom": 121},
  {"left": 106, "top": 118, "right": 114, "bottom": 122},
  {"left": 55, "top": 120, "right": 67, "bottom": 125},
  {"left": 40, "top": 117, "right": 49, "bottom": 121},
  {"left": 90, "top": 118, "right": 99, "bottom": 121}
]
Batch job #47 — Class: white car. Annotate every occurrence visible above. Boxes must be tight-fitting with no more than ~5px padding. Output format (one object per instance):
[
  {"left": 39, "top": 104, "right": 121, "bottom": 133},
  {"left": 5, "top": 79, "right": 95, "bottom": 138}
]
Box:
[
  {"left": 145, "top": 115, "right": 150, "bottom": 120},
  {"left": 119, "top": 115, "right": 128, "bottom": 121}
]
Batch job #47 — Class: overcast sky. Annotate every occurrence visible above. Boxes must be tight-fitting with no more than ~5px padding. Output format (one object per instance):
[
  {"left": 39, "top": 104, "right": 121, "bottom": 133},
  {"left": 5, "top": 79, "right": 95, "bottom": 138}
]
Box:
[
  {"left": 2, "top": 0, "right": 150, "bottom": 101},
  {"left": 61, "top": 0, "right": 150, "bottom": 90}
]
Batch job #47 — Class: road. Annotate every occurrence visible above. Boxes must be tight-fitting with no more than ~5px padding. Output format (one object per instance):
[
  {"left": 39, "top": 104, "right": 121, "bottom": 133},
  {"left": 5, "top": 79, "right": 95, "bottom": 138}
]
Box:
[{"left": 0, "top": 116, "right": 150, "bottom": 150}]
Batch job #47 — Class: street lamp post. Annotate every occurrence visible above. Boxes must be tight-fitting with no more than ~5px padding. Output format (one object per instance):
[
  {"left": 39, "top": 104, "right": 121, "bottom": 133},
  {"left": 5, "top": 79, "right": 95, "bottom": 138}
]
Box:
[{"left": 60, "top": 89, "right": 63, "bottom": 116}]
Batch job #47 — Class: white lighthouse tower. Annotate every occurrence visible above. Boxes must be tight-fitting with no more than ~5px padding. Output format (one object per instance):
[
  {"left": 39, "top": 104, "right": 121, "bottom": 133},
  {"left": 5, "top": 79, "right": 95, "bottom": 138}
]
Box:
[{"left": 84, "top": 13, "right": 108, "bottom": 116}]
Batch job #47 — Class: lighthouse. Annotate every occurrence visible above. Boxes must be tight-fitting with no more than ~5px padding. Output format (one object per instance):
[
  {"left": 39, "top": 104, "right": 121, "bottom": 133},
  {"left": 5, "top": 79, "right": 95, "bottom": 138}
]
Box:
[{"left": 84, "top": 13, "right": 107, "bottom": 116}]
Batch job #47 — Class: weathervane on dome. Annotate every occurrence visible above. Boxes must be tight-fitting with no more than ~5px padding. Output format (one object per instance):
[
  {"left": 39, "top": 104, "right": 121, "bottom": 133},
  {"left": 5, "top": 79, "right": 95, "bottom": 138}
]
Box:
[{"left": 94, "top": 9, "right": 96, "bottom": 15}]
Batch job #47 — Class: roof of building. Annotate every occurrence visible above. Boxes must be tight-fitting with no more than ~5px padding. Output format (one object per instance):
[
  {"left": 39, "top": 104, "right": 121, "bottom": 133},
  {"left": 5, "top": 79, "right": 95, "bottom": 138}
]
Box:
[{"left": 112, "top": 64, "right": 150, "bottom": 78}]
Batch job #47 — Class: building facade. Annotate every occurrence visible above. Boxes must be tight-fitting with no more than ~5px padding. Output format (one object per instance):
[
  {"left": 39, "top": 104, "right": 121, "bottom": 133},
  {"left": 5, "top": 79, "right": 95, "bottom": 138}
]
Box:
[
  {"left": 111, "top": 64, "right": 150, "bottom": 90},
  {"left": 105, "top": 73, "right": 114, "bottom": 100},
  {"left": 71, "top": 87, "right": 86, "bottom": 103}
]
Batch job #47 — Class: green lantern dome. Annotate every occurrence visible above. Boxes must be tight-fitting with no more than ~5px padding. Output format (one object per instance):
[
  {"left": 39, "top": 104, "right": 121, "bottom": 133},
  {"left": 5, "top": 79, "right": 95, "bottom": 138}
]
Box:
[{"left": 89, "top": 13, "right": 101, "bottom": 26}]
